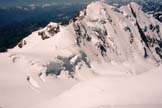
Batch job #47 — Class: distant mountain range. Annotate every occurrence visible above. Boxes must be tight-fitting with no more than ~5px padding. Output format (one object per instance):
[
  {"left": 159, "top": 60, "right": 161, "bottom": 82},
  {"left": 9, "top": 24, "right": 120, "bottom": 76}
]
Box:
[{"left": 0, "top": 0, "right": 94, "bottom": 7}]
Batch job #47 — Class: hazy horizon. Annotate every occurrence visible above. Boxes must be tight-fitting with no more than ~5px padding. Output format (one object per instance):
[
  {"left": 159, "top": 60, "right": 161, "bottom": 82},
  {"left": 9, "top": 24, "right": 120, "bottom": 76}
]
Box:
[{"left": 0, "top": 0, "right": 96, "bottom": 7}]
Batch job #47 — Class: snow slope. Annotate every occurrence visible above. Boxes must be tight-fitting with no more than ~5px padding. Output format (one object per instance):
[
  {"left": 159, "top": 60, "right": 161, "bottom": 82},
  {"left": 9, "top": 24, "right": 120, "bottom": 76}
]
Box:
[
  {"left": 32, "top": 66, "right": 162, "bottom": 108},
  {"left": 0, "top": 1, "right": 162, "bottom": 108}
]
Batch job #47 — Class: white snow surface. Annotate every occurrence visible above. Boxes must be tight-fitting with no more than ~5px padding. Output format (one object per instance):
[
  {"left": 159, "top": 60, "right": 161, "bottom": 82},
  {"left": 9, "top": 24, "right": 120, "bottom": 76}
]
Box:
[{"left": 0, "top": 1, "right": 162, "bottom": 108}]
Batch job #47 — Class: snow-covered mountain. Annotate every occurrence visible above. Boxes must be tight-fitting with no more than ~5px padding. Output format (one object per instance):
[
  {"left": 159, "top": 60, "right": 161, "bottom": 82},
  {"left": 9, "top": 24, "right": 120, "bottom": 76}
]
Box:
[
  {"left": 0, "top": 1, "right": 162, "bottom": 108},
  {"left": 108, "top": 0, "right": 162, "bottom": 22}
]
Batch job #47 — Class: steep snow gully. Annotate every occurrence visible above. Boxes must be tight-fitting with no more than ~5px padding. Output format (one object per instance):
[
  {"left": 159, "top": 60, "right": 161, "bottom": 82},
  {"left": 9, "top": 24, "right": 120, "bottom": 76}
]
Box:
[{"left": 0, "top": 1, "right": 162, "bottom": 108}]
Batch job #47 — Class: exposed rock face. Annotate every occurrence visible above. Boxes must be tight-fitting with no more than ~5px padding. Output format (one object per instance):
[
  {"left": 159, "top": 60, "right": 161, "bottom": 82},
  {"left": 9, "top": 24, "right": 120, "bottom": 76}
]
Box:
[
  {"left": 38, "top": 22, "right": 60, "bottom": 40},
  {"left": 70, "top": 1, "right": 162, "bottom": 64},
  {"left": 18, "top": 40, "right": 27, "bottom": 48},
  {"left": 154, "top": 12, "right": 162, "bottom": 22}
]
